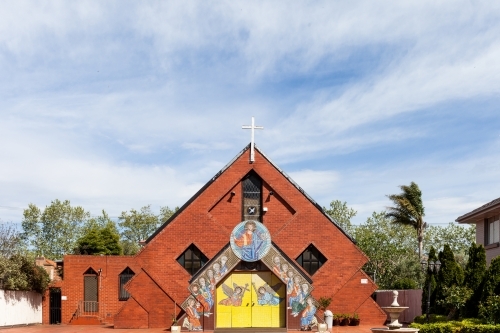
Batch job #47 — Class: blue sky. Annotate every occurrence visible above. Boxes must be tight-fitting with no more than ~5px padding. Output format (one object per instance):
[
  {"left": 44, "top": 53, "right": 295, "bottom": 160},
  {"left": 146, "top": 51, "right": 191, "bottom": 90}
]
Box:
[{"left": 1, "top": 1, "right": 499, "bottom": 226}]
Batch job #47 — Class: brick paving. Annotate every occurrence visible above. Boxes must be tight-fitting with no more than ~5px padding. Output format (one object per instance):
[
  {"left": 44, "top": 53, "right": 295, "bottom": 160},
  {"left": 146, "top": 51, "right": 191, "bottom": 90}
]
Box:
[{"left": 0, "top": 325, "right": 377, "bottom": 333}]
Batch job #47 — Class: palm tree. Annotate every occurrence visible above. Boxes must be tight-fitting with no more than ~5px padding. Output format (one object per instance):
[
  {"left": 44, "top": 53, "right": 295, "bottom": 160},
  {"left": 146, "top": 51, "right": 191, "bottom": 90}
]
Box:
[{"left": 385, "top": 182, "right": 426, "bottom": 261}]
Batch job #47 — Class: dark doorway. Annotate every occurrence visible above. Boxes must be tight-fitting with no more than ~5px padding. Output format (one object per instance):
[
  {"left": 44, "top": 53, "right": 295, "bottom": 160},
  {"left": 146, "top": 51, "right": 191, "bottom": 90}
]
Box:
[{"left": 49, "top": 288, "right": 62, "bottom": 324}]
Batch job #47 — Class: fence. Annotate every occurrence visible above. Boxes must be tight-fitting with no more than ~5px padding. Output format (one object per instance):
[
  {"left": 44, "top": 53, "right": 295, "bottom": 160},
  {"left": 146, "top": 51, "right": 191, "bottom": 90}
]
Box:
[
  {"left": 0, "top": 289, "right": 42, "bottom": 327},
  {"left": 374, "top": 289, "right": 422, "bottom": 324}
]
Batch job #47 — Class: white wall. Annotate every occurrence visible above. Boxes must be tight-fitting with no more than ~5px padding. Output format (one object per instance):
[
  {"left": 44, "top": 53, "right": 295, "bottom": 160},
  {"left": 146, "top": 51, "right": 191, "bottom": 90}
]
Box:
[{"left": 0, "top": 290, "right": 42, "bottom": 327}]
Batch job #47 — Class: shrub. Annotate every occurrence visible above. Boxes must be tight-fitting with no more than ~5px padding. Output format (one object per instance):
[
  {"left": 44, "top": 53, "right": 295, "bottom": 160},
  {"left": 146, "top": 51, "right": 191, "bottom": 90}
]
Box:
[
  {"left": 409, "top": 322, "right": 454, "bottom": 333},
  {"left": 463, "top": 244, "right": 486, "bottom": 318},
  {"left": 435, "top": 245, "right": 464, "bottom": 315},
  {"left": 392, "top": 277, "right": 418, "bottom": 290},
  {"left": 478, "top": 295, "right": 500, "bottom": 325},
  {"left": 481, "top": 257, "right": 500, "bottom": 304},
  {"left": 413, "top": 314, "right": 449, "bottom": 324}
]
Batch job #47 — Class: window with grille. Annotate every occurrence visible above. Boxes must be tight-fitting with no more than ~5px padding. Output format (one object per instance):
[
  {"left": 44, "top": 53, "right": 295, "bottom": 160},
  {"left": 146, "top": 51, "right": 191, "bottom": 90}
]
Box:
[
  {"left": 118, "top": 267, "right": 135, "bottom": 301},
  {"left": 486, "top": 216, "right": 500, "bottom": 245},
  {"left": 177, "top": 244, "right": 208, "bottom": 275},
  {"left": 296, "top": 244, "right": 327, "bottom": 275},
  {"left": 242, "top": 173, "right": 262, "bottom": 222}
]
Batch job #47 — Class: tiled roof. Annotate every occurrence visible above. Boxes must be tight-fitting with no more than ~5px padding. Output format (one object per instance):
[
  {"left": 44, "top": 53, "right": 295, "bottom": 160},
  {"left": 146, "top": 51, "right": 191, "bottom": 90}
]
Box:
[{"left": 456, "top": 197, "right": 500, "bottom": 222}]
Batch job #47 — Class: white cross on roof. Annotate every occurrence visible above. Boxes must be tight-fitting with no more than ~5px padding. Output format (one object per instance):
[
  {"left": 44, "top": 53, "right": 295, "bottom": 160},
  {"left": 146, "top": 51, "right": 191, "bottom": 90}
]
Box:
[{"left": 242, "top": 116, "right": 263, "bottom": 163}]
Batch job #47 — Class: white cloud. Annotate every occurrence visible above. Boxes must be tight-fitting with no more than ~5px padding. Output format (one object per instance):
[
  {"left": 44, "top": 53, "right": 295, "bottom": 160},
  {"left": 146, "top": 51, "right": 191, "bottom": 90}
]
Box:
[{"left": 0, "top": 0, "right": 499, "bottom": 231}]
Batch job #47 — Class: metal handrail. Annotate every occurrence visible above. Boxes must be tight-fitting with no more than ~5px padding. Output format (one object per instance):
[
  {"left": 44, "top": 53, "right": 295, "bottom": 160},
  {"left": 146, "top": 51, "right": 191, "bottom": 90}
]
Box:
[{"left": 75, "top": 301, "right": 106, "bottom": 321}]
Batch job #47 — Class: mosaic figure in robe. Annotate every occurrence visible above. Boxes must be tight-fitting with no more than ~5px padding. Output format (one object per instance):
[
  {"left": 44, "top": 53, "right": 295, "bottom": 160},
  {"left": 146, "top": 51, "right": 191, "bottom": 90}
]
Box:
[
  {"left": 300, "top": 297, "right": 317, "bottom": 330},
  {"left": 280, "top": 263, "right": 289, "bottom": 281},
  {"left": 220, "top": 256, "right": 228, "bottom": 275},
  {"left": 191, "top": 284, "right": 210, "bottom": 313},
  {"left": 213, "top": 262, "right": 222, "bottom": 282},
  {"left": 290, "top": 282, "right": 310, "bottom": 316},
  {"left": 272, "top": 256, "right": 282, "bottom": 277},
  {"left": 285, "top": 270, "right": 294, "bottom": 295},
  {"left": 183, "top": 298, "right": 203, "bottom": 331},
  {"left": 218, "top": 283, "right": 249, "bottom": 306},
  {"left": 206, "top": 269, "right": 216, "bottom": 298},
  {"left": 252, "top": 281, "right": 283, "bottom": 306},
  {"left": 198, "top": 277, "right": 214, "bottom": 311},
  {"left": 232, "top": 221, "right": 266, "bottom": 261}
]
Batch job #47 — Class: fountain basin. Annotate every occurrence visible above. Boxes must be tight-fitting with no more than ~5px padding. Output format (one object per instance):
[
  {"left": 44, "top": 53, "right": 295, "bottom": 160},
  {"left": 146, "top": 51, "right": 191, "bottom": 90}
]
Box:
[
  {"left": 371, "top": 328, "right": 419, "bottom": 333},
  {"left": 370, "top": 291, "right": 419, "bottom": 333}
]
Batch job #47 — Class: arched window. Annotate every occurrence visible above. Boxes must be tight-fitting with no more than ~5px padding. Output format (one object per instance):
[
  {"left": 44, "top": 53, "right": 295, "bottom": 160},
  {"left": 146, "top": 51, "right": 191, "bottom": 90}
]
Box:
[
  {"left": 242, "top": 173, "right": 262, "bottom": 222},
  {"left": 118, "top": 267, "right": 135, "bottom": 301}
]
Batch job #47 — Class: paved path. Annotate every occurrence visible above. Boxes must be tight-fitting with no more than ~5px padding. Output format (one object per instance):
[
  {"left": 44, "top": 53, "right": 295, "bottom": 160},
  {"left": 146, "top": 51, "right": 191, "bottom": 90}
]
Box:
[{"left": 0, "top": 325, "right": 377, "bottom": 333}]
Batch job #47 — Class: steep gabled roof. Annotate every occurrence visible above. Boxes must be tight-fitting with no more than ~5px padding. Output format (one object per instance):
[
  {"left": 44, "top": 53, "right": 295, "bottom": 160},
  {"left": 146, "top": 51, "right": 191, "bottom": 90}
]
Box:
[
  {"left": 146, "top": 144, "right": 355, "bottom": 243},
  {"left": 456, "top": 196, "right": 500, "bottom": 223}
]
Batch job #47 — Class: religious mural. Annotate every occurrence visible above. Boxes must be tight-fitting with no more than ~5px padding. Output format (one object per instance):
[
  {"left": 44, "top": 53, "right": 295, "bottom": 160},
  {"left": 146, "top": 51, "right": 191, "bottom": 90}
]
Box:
[
  {"left": 252, "top": 281, "right": 283, "bottom": 306},
  {"left": 300, "top": 297, "right": 318, "bottom": 330},
  {"left": 218, "top": 282, "right": 250, "bottom": 306},
  {"left": 180, "top": 223, "right": 320, "bottom": 331},
  {"left": 182, "top": 297, "right": 203, "bottom": 331},
  {"left": 230, "top": 221, "right": 271, "bottom": 262}
]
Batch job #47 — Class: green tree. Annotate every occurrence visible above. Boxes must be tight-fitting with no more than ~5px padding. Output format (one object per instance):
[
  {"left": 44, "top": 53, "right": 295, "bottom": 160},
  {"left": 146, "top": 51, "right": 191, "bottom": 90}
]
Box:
[
  {"left": 118, "top": 205, "right": 159, "bottom": 245},
  {"left": 119, "top": 205, "right": 179, "bottom": 253},
  {"left": 159, "top": 206, "right": 180, "bottom": 224},
  {"left": 422, "top": 247, "right": 439, "bottom": 315},
  {"left": 435, "top": 245, "right": 464, "bottom": 315},
  {"left": 0, "top": 253, "right": 50, "bottom": 294},
  {"left": 354, "top": 211, "right": 420, "bottom": 289},
  {"left": 481, "top": 256, "right": 500, "bottom": 303},
  {"left": 0, "top": 222, "right": 22, "bottom": 258},
  {"left": 75, "top": 212, "right": 122, "bottom": 255},
  {"left": 21, "top": 199, "right": 90, "bottom": 259},
  {"left": 437, "top": 285, "right": 473, "bottom": 320},
  {"left": 324, "top": 200, "right": 357, "bottom": 236},
  {"left": 462, "top": 244, "right": 486, "bottom": 318},
  {"left": 386, "top": 182, "right": 426, "bottom": 261},
  {"left": 424, "top": 223, "right": 475, "bottom": 267}
]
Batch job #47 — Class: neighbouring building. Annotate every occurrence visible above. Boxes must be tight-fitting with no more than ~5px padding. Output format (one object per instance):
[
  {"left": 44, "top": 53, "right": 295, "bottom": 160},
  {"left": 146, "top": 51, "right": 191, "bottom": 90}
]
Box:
[
  {"left": 456, "top": 197, "right": 500, "bottom": 264},
  {"left": 43, "top": 144, "right": 387, "bottom": 329}
]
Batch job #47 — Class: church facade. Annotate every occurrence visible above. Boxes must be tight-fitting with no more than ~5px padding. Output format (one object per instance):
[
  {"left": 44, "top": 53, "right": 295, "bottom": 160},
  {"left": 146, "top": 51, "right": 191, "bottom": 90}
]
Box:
[{"left": 42, "top": 144, "right": 386, "bottom": 329}]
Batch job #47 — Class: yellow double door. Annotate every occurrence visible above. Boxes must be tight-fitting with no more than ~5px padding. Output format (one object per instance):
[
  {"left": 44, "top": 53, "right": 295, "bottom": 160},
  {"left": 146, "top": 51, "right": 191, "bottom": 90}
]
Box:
[{"left": 216, "top": 272, "right": 285, "bottom": 328}]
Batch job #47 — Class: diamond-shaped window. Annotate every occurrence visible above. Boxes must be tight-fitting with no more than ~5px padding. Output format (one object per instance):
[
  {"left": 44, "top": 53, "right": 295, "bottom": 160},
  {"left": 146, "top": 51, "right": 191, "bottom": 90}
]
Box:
[
  {"left": 296, "top": 244, "right": 327, "bottom": 275},
  {"left": 177, "top": 244, "right": 208, "bottom": 275}
]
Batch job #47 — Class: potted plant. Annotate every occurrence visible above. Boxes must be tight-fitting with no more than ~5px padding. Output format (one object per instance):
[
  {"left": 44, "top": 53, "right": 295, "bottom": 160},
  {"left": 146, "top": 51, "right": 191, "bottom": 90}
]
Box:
[
  {"left": 317, "top": 296, "right": 332, "bottom": 330},
  {"left": 339, "top": 313, "right": 350, "bottom": 326},
  {"left": 332, "top": 314, "right": 340, "bottom": 326},
  {"left": 349, "top": 313, "right": 360, "bottom": 326},
  {"left": 171, "top": 314, "right": 180, "bottom": 332},
  {"left": 171, "top": 300, "right": 180, "bottom": 333}
]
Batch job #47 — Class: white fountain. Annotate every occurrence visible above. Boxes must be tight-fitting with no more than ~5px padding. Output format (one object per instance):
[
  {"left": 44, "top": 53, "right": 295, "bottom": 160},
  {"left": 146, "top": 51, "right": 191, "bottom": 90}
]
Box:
[{"left": 371, "top": 291, "right": 419, "bottom": 333}]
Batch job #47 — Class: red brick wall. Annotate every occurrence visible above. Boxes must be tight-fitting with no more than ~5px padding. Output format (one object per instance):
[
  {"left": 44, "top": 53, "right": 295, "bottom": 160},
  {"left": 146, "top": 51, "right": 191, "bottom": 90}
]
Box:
[
  {"left": 53, "top": 147, "right": 386, "bottom": 328},
  {"left": 42, "top": 255, "right": 138, "bottom": 325}
]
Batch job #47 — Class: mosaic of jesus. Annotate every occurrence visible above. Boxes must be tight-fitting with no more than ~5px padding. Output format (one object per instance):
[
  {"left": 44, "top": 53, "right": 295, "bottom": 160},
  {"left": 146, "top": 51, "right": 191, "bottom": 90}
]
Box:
[{"left": 230, "top": 221, "right": 271, "bottom": 262}]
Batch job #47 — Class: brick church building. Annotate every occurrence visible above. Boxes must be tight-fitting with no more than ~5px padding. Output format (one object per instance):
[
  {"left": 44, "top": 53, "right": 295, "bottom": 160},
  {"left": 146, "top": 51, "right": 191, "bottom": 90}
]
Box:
[{"left": 43, "top": 143, "right": 386, "bottom": 329}]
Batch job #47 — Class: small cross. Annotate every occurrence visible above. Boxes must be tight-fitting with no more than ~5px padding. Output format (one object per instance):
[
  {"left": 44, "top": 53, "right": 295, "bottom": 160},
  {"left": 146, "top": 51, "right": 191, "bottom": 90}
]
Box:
[{"left": 242, "top": 117, "right": 263, "bottom": 163}]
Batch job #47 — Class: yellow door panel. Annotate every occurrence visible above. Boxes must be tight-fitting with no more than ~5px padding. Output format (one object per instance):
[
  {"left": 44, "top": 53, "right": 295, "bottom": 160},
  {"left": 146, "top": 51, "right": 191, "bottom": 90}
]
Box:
[
  {"left": 216, "top": 275, "right": 232, "bottom": 328},
  {"left": 251, "top": 272, "right": 272, "bottom": 327},
  {"left": 216, "top": 272, "right": 286, "bottom": 328},
  {"left": 271, "top": 273, "right": 286, "bottom": 327}
]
